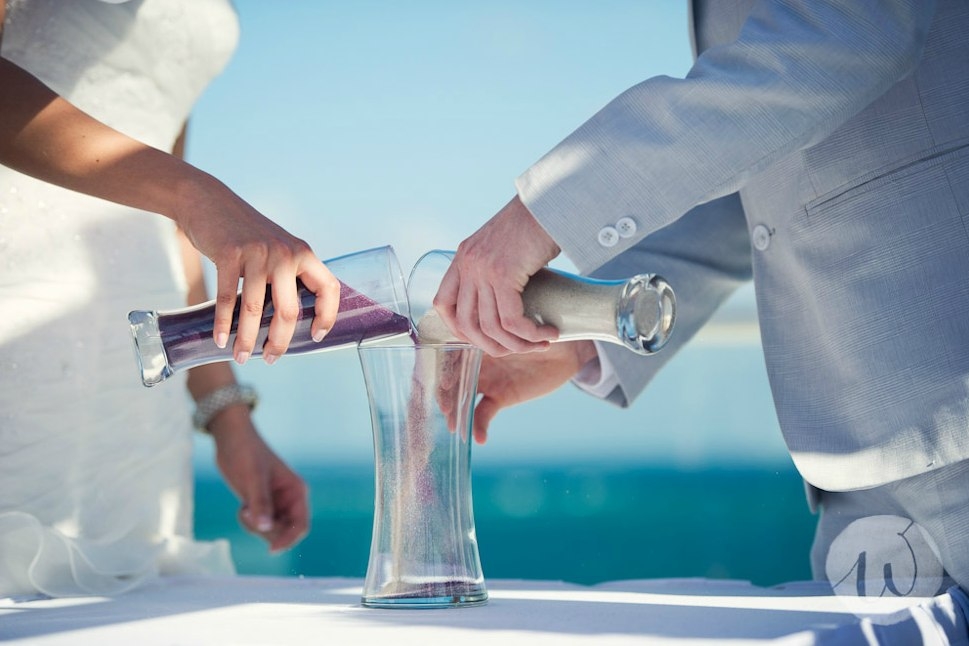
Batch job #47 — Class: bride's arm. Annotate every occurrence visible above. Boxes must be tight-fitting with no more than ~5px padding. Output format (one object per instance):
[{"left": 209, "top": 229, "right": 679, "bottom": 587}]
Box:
[
  {"left": 174, "top": 123, "right": 310, "bottom": 552},
  {"left": 0, "top": 2, "right": 339, "bottom": 364},
  {"left": 179, "top": 229, "right": 311, "bottom": 553}
]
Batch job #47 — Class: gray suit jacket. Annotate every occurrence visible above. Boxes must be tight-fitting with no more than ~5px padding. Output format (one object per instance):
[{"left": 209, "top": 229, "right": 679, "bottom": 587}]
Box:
[{"left": 516, "top": 0, "right": 969, "bottom": 491}]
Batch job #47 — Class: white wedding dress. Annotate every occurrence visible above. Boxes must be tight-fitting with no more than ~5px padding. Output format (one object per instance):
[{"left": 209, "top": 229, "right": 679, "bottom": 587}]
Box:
[{"left": 0, "top": 0, "right": 239, "bottom": 596}]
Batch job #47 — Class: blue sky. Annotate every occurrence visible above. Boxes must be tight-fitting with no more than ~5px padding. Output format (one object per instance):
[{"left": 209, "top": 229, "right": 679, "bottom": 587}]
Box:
[
  {"left": 187, "top": 2, "right": 786, "bottom": 470},
  {"left": 188, "top": 1, "right": 694, "bottom": 272}
]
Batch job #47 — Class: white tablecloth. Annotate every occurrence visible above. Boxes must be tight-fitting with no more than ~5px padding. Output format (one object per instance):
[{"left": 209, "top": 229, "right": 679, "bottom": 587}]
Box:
[{"left": 1, "top": 576, "right": 966, "bottom": 645}]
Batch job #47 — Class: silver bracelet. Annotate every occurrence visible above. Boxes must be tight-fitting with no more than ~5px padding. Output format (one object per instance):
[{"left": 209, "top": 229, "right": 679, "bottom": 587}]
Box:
[{"left": 192, "top": 383, "right": 259, "bottom": 432}]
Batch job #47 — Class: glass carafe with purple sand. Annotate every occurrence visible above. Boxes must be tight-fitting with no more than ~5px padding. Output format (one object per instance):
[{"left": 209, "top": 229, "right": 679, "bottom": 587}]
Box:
[
  {"left": 407, "top": 250, "right": 676, "bottom": 354},
  {"left": 358, "top": 340, "right": 487, "bottom": 609},
  {"left": 128, "top": 245, "right": 412, "bottom": 387}
]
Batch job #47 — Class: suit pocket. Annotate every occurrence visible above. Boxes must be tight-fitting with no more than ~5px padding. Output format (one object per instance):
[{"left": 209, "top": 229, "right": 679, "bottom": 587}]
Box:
[
  {"left": 798, "top": 143, "right": 969, "bottom": 261},
  {"left": 789, "top": 142, "right": 969, "bottom": 387},
  {"left": 804, "top": 139, "right": 969, "bottom": 219}
]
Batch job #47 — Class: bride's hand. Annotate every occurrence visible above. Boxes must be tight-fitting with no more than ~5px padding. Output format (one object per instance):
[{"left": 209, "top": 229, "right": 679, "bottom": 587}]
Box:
[
  {"left": 174, "top": 176, "right": 340, "bottom": 364},
  {"left": 208, "top": 407, "right": 310, "bottom": 552}
]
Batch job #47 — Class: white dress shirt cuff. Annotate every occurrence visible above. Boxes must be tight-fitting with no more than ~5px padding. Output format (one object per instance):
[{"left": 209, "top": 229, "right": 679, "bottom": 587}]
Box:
[{"left": 572, "top": 341, "right": 620, "bottom": 400}]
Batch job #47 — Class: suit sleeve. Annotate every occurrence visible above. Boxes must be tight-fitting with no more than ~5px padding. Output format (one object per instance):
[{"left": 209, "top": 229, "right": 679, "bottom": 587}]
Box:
[
  {"left": 516, "top": 0, "right": 938, "bottom": 274},
  {"left": 582, "top": 193, "right": 753, "bottom": 407}
]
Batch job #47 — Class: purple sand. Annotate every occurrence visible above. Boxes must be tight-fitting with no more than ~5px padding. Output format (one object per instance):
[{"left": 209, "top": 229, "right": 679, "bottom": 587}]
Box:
[
  {"left": 376, "top": 579, "right": 484, "bottom": 600},
  {"left": 159, "top": 280, "right": 411, "bottom": 371}
]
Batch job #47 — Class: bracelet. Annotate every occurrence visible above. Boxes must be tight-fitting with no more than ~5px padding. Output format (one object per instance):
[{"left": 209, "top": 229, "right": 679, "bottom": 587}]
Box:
[{"left": 192, "top": 383, "right": 259, "bottom": 432}]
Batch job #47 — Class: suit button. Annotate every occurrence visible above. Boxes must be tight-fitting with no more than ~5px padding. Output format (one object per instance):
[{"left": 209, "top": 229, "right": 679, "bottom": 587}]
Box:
[
  {"left": 616, "top": 216, "right": 638, "bottom": 238},
  {"left": 597, "top": 226, "right": 619, "bottom": 247},
  {"left": 752, "top": 224, "right": 771, "bottom": 251}
]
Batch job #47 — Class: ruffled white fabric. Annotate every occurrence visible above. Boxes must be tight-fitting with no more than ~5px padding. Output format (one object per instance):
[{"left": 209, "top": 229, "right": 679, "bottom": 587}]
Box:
[{"left": 0, "top": 0, "right": 240, "bottom": 596}]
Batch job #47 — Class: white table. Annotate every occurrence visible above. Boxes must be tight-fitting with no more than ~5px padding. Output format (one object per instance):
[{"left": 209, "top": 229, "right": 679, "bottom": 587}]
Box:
[{"left": 1, "top": 576, "right": 965, "bottom": 645}]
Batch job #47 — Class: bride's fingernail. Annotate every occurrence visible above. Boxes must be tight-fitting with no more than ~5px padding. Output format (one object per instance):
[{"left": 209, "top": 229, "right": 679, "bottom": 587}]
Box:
[
  {"left": 215, "top": 332, "right": 228, "bottom": 349},
  {"left": 256, "top": 515, "right": 273, "bottom": 532},
  {"left": 263, "top": 352, "right": 278, "bottom": 365},
  {"left": 312, "top": 328, "right": 328, "bottom": 343},
  {"left": 235, "top": 351, "right": 250, "bottom": 365}
]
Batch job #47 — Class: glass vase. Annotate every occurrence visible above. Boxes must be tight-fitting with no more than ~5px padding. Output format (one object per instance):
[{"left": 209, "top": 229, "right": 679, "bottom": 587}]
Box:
[{"left": 358, "top": 340, "right": 487, "bottom": 608}]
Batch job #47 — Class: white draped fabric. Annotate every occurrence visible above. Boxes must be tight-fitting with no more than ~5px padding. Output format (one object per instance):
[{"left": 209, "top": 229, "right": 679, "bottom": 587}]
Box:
[{"left": 0, "top": 0, "right": 239, "bottom": 596}]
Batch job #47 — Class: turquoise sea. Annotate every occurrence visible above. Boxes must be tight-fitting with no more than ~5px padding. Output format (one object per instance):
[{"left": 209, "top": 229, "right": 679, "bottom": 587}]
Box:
[{"left": 194, "top": 463, "right": 817, "bottom": 587}]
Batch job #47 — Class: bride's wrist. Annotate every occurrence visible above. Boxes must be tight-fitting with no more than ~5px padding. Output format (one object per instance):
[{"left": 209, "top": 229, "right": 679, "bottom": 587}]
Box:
[
  {"left": 206, "top": 406, "right": 257, "bottom": 444},
  {"left": 193, "top": 382, "right": 258, "bottom": 434}
]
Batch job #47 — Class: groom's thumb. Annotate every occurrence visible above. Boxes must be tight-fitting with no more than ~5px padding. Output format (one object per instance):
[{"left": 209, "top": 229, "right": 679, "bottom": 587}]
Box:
[{"left": 473, "top": 397, "right": 500, "bottom": 444}]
